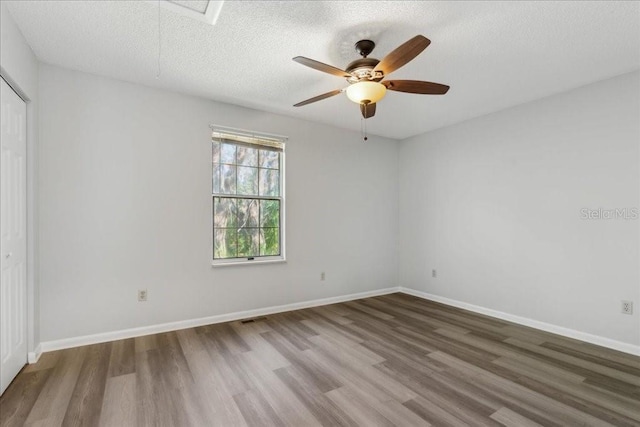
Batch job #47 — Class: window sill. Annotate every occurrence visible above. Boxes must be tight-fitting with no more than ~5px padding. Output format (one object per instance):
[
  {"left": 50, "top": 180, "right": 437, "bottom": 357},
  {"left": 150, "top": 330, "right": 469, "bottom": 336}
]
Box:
[{"left": 211, "top": 257, "right": 286, "bottom": 267}]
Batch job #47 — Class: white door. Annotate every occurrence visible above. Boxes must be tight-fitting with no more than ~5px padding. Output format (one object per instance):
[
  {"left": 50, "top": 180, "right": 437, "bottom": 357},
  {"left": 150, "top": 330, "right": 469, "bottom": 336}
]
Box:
[{"left": 0, "top": 77, "right": 27, "bottom": 395}]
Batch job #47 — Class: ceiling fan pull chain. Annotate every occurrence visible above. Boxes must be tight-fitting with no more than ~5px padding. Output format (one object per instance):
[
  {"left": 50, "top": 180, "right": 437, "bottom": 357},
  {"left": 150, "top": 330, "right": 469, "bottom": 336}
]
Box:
[{"left": 361, "top": 114, "right": 368, "bottom": 142}]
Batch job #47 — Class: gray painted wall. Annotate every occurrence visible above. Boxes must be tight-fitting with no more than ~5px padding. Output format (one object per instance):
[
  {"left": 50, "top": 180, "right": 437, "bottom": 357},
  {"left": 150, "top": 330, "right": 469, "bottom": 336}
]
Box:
[
  {"left": 38, "top": 64, "right": 399, "bottom": 342},
  {"left": 399, "top": 71, "right": 640, "bottom": 345}
]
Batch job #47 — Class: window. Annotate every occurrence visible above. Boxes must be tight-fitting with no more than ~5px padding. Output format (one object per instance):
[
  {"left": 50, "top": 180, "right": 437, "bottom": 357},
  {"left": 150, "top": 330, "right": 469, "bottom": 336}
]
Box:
[{"left": 211, "top": 127, "right": 286, "bottom": 265}]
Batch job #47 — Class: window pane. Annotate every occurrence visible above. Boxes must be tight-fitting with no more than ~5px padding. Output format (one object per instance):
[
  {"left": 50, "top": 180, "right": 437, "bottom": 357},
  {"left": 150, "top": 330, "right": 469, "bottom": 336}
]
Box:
[
  {"left": 212, "top": 141, "right": 220, "bottom": 164},
  {"left": 237, "top": 146, "right": 258, "bottom": 167},
  {"left": 214, "top": 228, "right": 237, "bottom": 258},
  {"left": 220, "top": 143, "right": 236, "bottom": 164},
  {"left": 220, "top": 164, "right": 236, "bottom": 194},
  {"left": 212, "top": 135, "right": 284, "bottom": 262},
  {"left": 260, "top": 200, "right": 279, "bottom": 228},
  {"left": 237, "top": 166, "right": 258, "bottom": 195},
  {"left": 237, "top": 199, "right": 258, "bottom": 228},
  {"left": 214, "top": 197, "right": 237, "bottom": 228},
  {"left": 259, "top": 169, "right": 279, "bottom": 196},
  {"left": 259, "top": 150, "right": 279, "bottom": 169},
  {"left": 212, "top": 163, "right": 221, "bottom": 193},
  {"left": 238, "top": 228, "right": 259, "bottom": 257},
  {"left": 260, "top": 228, "right": 279, "bottom": 256}
]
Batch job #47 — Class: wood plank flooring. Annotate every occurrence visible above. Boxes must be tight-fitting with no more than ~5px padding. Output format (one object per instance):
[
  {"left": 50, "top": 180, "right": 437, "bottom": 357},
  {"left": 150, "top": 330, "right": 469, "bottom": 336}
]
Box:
[{"left": 1, "top": 293, "right": 639, "bottom": 426}]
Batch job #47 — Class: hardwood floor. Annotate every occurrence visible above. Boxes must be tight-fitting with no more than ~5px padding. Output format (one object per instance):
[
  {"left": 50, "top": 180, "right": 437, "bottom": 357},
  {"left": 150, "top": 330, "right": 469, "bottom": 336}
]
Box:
[{"left": 1, "top": 293, "right": 639, "bottom": 426}]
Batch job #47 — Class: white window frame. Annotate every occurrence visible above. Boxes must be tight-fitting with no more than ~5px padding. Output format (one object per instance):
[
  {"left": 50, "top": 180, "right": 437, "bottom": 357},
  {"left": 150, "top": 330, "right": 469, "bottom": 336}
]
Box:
[{"left": 210, "top": 125, "right": 286, "bottom": 266}]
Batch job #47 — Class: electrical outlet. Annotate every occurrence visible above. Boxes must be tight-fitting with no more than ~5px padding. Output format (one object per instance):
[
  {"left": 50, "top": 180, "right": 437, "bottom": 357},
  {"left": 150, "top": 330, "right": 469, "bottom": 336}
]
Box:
[
  {"left": 320, "top": 272, "right": 325, "bottom": 281},
  {"left": 138, "top": 289, "right": 148, "bottom": 302},
  {"left": 621, "top": 300, "right": 633, "bottom": 315},
  {"left": 432, "top": 269, "right": 437, "bottom": 278}
]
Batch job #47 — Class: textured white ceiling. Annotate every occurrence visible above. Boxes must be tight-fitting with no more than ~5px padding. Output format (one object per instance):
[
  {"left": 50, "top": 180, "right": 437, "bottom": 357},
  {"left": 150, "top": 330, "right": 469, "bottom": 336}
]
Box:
[{"left": 6, "top": 1, "right": 640, "bottom": 140}]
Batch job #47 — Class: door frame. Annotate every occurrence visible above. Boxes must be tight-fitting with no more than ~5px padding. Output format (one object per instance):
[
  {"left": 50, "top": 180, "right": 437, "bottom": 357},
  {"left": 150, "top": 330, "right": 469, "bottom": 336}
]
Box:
[{"left": 0, "top": 69, "right": 38, "bottom": 364}]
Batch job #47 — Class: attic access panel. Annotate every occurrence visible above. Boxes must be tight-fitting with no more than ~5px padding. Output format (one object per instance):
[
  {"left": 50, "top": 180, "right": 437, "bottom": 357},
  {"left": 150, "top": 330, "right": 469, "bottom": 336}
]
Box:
[{"left": 157, "top": 0, "right": 224, "bottom": 25}]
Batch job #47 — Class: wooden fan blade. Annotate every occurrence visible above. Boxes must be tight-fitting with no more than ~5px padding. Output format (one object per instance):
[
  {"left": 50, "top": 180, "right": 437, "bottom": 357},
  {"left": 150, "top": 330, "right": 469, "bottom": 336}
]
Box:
[
  {"left": 373, "top": 35, "right": 431, "bottom": 76},
  {"left": 360, "top": 102, "right": 376, "bottom": 119},
  {"left": 293, "top": 56, "right": 352, "bottom": 78},
  {"left": 293, "top": 89, "right": 343, "bottom": 107},
  {"left": 383, "top": 80, "right": 450, "bottom": 95}
]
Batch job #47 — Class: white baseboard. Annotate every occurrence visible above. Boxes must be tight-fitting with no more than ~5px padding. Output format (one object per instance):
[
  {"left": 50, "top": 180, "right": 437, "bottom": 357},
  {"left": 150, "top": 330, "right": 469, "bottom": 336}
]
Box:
[
  {"left": 35, "top": 286, "right": 640, "bottom": 357},
  {"left": 39, "top": 287, "right": 400, "bottom": 353},
  {"left": 399, "top": 287, "right": 640, "bottom": 356},
  {"left": 27, "top": 343, "right": 42, "bottom": 364}
]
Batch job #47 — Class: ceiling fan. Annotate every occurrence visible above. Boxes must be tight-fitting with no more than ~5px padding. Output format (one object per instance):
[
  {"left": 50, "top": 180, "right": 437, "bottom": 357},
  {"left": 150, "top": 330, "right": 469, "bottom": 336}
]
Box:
[{"left": 292, "top": 35, "right": 450, "bottom": 119}]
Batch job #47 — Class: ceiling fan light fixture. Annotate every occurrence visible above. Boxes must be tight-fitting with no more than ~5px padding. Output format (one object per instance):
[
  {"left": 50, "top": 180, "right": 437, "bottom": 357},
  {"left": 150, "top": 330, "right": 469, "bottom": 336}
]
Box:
[
  {"left": 292, "top": 35, "right": 448, "bottom": 120},
  {"left": 346, "top": 81, "right": 386, "bottom": 104}
]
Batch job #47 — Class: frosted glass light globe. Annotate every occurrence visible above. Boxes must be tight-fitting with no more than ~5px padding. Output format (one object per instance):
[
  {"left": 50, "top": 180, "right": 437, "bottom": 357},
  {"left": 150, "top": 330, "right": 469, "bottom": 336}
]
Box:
[{"left": 346, "top": 81, "right": 387, "bottom": 104}]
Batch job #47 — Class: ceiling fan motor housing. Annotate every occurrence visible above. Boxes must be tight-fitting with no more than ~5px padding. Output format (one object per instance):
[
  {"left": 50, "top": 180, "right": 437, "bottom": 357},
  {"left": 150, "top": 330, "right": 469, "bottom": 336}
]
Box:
[
  {"left": 346, "top": 40, "right": 383, "bottom": 83},
  {"left": 346, "top": 58, "right": 382, "bottom": 82}
]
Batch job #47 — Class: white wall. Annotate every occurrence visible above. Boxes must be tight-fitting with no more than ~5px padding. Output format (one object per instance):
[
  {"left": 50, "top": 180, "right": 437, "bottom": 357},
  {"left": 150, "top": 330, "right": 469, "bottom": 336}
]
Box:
[
  {"left": 399, "top": 71, "right": 640, "bottom": 346},
  {"left": 34, "top": 61, "right": 640, "bottom": 349},
  {"left": 0, "top": 3, "right": 40, "bottom": 354},
  {"left": 38, "top": 64, "right": 399, "bottom": 343}
]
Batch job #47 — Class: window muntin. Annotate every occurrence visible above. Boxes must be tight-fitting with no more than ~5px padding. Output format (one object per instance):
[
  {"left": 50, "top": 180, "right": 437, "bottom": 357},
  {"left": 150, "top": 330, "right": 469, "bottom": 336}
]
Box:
[{"left": 212, "top": 131, "right": 284, "bottom": 263}]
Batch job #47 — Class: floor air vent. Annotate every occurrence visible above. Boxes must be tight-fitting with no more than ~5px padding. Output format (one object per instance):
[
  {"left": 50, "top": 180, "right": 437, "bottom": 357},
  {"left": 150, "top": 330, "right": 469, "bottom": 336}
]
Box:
[{"left": 240, "top": 316, "right": 267, "bottom": 324}]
